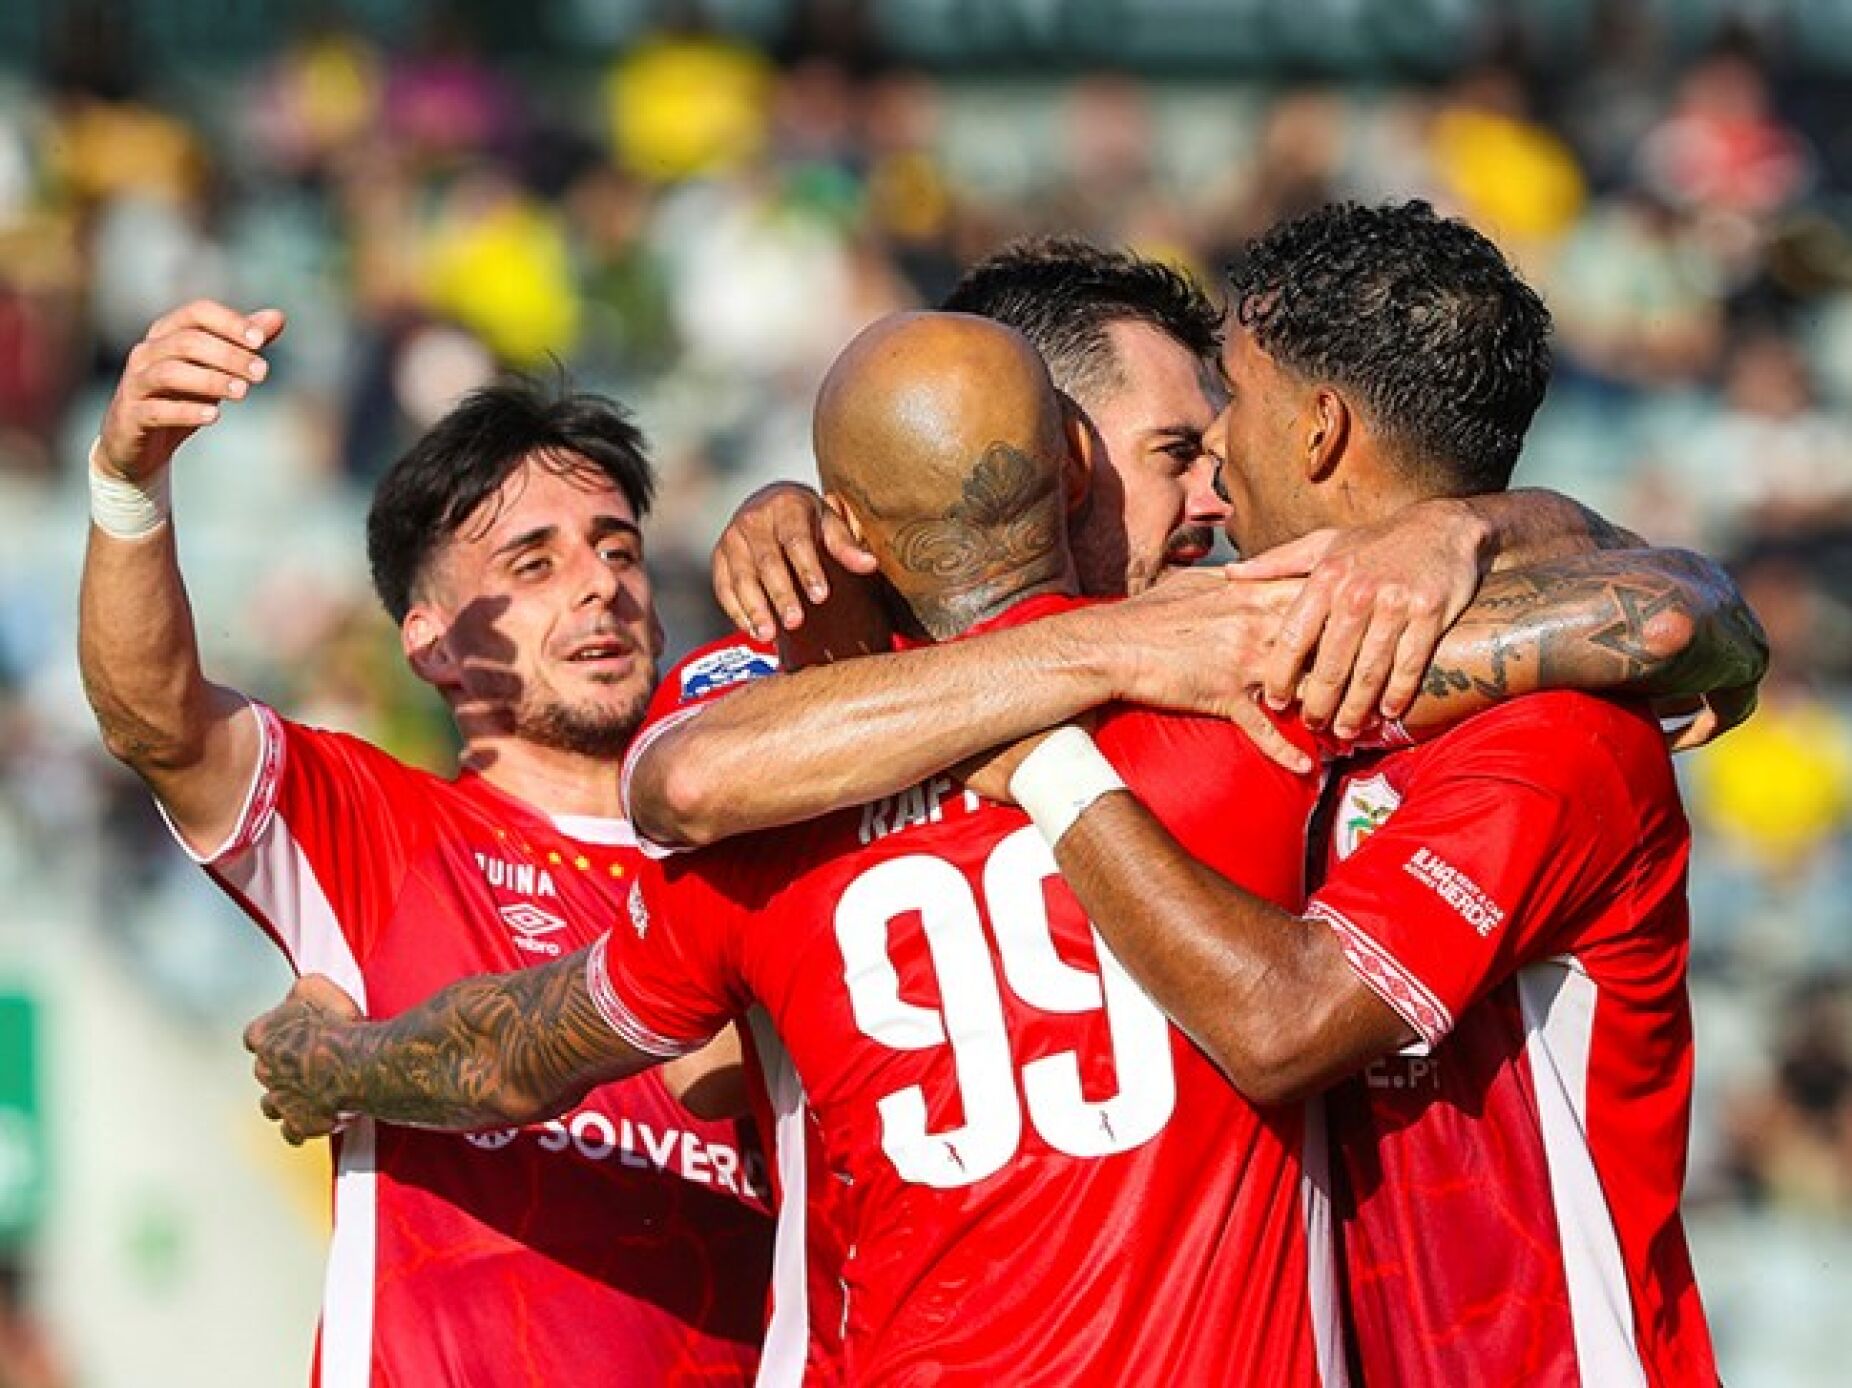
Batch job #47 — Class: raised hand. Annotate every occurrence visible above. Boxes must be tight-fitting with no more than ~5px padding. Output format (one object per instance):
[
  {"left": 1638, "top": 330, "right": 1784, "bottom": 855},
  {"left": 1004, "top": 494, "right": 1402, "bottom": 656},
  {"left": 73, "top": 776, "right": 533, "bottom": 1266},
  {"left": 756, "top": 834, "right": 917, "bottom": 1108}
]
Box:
[
  {"left": 243, "top": 975, "right": 361, "bottom": 1146},
  {"left": 97, "top": 300, "right": 285, "bottom": 480}
]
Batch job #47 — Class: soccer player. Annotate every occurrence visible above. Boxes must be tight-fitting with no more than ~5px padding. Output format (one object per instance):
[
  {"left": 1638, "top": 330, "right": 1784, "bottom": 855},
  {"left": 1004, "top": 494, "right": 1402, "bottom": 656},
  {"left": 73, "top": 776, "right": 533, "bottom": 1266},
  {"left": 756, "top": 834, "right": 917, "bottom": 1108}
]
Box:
[
  {"left": 629, "top": 238, "right": 1761, "bottom": 1382},
  {"left": 77, "top": 303, "right": 773, "bottom": 1386},
  {"left": 626, "top": 238, "right": 1762, "bottom": 853},
  {"left": 996, "top": 203, "right": 1733, "bottom": 1383},
  {"left": 245, "top": 312, "right": 1354, "bottom": 1384},
  {"left": 713, "top": 238, "right": 1233, "bottom": 648}
]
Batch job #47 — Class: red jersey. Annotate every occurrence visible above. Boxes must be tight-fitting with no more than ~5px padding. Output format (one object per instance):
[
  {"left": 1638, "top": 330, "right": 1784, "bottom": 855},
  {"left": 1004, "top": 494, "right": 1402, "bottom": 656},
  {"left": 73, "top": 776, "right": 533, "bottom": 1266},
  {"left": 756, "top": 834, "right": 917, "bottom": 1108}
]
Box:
[
  {"left": 599, "top": 595, "right": 1341, "bottom": 1386},
  {"left": 627, "top": 631, "right": 849, "bottom": 1388},
  {"left": 1306, "top": 692, "right": 1716, "bottom": 1387},
  {"left": 175, "top": 704, "right": 774, "bottom": 1387}
]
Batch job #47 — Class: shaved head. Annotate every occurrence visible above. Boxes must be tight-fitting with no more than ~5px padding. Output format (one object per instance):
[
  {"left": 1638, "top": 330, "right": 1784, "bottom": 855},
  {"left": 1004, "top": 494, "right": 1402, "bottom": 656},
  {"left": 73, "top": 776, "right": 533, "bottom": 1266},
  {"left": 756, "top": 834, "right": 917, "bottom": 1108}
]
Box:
[{"left": 815, "top": 311, "right": 1075, "bottom": 638}]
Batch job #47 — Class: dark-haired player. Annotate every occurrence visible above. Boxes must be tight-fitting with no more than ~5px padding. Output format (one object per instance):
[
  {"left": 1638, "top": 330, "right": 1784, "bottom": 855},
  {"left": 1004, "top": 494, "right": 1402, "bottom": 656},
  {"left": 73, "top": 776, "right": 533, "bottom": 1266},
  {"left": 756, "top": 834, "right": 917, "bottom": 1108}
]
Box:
[
  {"left": 245, "top": 312, "right": 1346, "bottom": 1385},
  {"left": 243, "top": 305, "right": 1757, "bottom": 1384},
  {"left": 1007, "top": 202, "right": 1734, "bottom": 1384},
  {"left": 709, "top": 238, "right": 1234, "bottom": 669},
  {"left": 632, "top": 234, "right": 1761, "bottom": 848},
  {"left": 78, "top": 302, "right": 772, "bottom": 1386}
]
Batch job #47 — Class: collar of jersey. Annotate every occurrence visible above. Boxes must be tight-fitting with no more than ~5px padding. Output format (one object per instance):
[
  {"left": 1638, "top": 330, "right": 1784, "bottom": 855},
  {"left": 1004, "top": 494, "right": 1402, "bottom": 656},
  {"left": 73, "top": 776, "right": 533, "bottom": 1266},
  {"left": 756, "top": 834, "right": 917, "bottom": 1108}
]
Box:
[
  {"left": 891, "top": 590, "right": 1102, "bottom": 650},
  {"left": 455, "top": 769, "right": 638, "bottom": 847}
]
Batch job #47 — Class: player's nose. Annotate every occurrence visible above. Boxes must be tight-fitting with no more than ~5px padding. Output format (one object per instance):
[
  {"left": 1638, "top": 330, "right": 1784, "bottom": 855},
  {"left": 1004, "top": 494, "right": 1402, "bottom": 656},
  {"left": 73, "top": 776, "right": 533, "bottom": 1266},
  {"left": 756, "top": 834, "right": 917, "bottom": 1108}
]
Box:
[{"left": 1185, "top": 456, "right": 1232, "bottom": 524}]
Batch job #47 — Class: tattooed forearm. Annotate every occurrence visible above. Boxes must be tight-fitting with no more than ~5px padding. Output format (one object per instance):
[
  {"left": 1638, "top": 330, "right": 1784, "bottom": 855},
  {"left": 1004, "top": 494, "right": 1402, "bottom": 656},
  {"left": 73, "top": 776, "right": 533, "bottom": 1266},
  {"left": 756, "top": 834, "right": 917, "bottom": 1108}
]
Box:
[
  {"left": 1406, "top": 548, "right": 1768, "bottom": 728},
  {"left": 255, "top": 948, "right": 644, "bottom": 1133},
  {"left": 1645, "top": 550, "right": 1770, "bottom": 696}
]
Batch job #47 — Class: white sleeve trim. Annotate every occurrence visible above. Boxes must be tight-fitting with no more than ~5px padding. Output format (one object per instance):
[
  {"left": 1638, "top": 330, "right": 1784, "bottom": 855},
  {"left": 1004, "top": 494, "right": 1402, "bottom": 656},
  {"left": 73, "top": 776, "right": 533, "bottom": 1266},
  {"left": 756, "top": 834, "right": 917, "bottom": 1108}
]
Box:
[
  {"left": 154, "top": 699, "right": 286, "bottom": 865},
  {"left": 584, "top": 933, "right": 711, "bottom": 1060},
  {"left": 1307, "top": 900, "right": 1454, "bottom": 1050},
  {"left": 617, "top": 704, "right": 710, "bottom": 860}
]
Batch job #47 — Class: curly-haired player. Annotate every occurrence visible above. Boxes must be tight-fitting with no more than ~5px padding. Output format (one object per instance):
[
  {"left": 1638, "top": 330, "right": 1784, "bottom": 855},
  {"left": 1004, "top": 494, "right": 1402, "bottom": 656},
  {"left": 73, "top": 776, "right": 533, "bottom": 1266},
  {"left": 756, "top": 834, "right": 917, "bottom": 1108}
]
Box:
[{"left": 1012, "top": 201, "right": 1732, "bottom": 1385}]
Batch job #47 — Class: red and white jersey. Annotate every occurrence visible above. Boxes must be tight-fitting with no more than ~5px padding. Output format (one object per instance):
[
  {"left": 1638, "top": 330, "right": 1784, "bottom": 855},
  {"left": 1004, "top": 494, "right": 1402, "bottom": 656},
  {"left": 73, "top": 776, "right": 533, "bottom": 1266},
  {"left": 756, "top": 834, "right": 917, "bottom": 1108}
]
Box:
[
  {"left": 599, "top": 595, "right": 1340, "bottom": 1387},
  {"left": 621, "top": 632, "right": 784, "bottom": 842},
  {"left": 1306, "top": 692, "right": 1716, "bottom": 1387},
  {"left": 629, "top": 632, "right": 850, "bottom": 1388},
  {"left": 176, "top": 704, "right": 774, "bottom": 1387}
]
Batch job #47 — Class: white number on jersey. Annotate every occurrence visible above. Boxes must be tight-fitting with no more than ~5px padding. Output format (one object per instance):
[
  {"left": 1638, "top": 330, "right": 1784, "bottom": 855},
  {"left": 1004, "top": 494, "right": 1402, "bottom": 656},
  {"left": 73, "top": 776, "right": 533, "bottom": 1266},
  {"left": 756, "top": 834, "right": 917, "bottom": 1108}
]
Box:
[{"left": 833, "top": 827, "right": 1176, "bottom": 1188}]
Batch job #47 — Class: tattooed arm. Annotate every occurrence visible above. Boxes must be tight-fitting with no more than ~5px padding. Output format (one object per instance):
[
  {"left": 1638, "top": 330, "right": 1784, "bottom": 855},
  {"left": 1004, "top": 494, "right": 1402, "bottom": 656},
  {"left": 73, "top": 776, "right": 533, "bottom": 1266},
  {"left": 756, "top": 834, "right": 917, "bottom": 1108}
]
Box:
[
  {"left": 1404, "top": 548, "right": 1769, "bottom": 734},
  {"left": 243, "top": 950, "right": 655, "bottom": 1145}
]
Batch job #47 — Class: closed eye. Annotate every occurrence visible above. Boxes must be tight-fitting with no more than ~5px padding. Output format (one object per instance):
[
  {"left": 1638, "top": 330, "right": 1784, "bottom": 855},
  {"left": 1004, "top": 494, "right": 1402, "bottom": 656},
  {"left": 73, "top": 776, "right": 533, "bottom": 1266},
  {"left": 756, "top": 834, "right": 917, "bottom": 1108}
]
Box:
[{"left": 1157, "top": 438, "right": 1202, "bottom": 474}]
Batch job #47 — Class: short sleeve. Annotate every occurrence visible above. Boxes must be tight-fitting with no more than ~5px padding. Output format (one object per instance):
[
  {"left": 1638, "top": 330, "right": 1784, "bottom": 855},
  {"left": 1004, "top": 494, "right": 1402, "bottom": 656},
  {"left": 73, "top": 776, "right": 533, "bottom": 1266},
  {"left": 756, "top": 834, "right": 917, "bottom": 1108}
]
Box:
[
  {"left": 1094, "top": 705, "right": 1321, "bottom": 910},
  {"left": 619, "top": 637, "right": 782, "bottom": 837},
  {"left": 1307, "top": 701, "right": 1659, "bottom": 1049},
  {"left": 587, "top": 857, "right": 751, "bottom": 1058},
  {"left": 186, "top": 703, "right": 423, "bottom": 972}
]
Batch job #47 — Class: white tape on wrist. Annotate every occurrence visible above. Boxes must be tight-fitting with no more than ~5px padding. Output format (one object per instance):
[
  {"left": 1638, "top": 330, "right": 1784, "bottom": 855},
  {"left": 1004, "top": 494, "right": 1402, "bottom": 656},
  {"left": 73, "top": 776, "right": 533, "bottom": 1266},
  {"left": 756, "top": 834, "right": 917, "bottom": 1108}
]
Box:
[
  {"left": 88, "top": 437, "right": 171, "bottom": 539},
  {"left": 1010, "top": 725, "right": 1127, "bottom": 848}
]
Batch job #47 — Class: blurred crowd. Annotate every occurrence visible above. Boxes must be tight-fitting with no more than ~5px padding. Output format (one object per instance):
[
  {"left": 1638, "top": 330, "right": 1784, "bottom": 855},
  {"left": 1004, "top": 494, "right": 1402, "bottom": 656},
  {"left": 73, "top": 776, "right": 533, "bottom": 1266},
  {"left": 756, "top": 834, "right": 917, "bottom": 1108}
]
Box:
[{"left": 0, "top": 0, "right": 1848, "bottom": 1313}]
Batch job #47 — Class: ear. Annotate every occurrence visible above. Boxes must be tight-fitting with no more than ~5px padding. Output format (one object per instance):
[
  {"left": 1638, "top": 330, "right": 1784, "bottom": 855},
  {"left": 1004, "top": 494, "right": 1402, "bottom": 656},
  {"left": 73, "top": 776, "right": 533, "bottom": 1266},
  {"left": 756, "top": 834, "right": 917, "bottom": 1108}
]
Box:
[
  {"left": 402, "top": 605, "right": 460, "bottom": 691},
  {"left": 1305, "top": 387, "right": 1350, "bottom": 483},
  {"left": 822, "top": 491, "right": 870, "bottom": 548},
  {"left": 1058, "top": 392, "right": 1098, "bottom": 516}
]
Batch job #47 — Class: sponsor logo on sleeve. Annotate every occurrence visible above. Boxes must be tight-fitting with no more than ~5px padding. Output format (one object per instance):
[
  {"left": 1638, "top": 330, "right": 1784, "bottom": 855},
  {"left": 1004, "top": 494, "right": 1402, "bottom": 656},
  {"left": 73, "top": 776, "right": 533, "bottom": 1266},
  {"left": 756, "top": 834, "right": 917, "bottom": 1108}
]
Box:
[
  {"left": 679, "top": 645, "right": 779, "bottom": 700},
  {"left": 1402, "top": 846, "right": 1505, "bottom": 937},
  {"left": 627, "top": 881, "right": 651, "bottom": 939},
  {"left": 1335, "top": 772, "right": 1400, "bottom": 859}
]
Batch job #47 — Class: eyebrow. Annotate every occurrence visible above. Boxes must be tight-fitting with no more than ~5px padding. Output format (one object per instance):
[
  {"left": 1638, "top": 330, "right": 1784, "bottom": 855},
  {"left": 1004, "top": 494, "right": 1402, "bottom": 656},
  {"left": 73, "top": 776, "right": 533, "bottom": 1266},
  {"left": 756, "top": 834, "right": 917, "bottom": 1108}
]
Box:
[
  {"left": 489, "top": 516, "right": 641, "bottom": 561},
  {"left": 491, "top": 525, "right": 557, "bottom": 560},
  {"left": 1144, "top": 424, "right": 1204, "bottom": 444},
  {"left": 589, "top": 516, "right": 644, "bottom": 543}
]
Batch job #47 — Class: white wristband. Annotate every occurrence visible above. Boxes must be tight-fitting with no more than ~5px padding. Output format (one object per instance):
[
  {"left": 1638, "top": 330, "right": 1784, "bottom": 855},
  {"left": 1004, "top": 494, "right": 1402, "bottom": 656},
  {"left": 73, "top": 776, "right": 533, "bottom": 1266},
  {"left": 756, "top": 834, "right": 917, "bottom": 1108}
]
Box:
[
  {"left": 88, "top": 438, "right": 171, "bottom": 540},
  {"left": 1010, "top": 726, "right": 1127, "bottom": 848}
]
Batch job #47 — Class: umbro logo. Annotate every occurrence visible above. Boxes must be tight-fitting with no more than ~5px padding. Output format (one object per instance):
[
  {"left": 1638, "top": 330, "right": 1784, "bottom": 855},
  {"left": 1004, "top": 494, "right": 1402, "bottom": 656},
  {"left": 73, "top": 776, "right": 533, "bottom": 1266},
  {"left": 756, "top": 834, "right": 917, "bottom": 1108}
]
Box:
[{"left": 500, "top": 902, "right": 567, "bottom": 956}]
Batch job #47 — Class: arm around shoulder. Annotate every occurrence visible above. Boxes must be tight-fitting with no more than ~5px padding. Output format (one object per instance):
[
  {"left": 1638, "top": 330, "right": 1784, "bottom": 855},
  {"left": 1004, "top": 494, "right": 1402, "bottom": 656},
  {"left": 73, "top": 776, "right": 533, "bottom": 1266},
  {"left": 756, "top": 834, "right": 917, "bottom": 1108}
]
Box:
[
  {"left": 1009, "top": 730, "right": 1413, "bottom": 1107},
  {"left": 629, "top": 611, "right": 1127, "bottom": 848}
]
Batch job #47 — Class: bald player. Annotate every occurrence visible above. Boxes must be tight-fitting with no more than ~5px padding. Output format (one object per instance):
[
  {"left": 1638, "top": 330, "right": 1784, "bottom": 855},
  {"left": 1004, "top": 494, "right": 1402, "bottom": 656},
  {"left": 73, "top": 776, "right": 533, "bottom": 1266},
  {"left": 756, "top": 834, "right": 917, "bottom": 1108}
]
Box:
[{"left": 244, "top": 311, "right": 1351, "bottom": 1385}]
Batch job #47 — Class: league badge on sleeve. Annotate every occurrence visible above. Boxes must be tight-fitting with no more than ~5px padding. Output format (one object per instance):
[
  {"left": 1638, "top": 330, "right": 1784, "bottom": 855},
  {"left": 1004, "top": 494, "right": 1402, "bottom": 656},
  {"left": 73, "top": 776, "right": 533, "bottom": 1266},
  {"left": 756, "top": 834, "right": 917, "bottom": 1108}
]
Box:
[{"left": 679, "top": 644, "right": 780, "bottom": 701}]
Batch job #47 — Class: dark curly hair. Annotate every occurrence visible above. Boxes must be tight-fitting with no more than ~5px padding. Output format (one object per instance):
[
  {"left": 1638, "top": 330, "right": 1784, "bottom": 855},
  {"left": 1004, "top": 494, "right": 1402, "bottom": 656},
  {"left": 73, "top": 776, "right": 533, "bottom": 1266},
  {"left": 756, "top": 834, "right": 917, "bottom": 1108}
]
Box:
[
  {"left": 1228, "top": 201, "right": 1551, "bottom": 493},
  {"left": 943, "top": 237, "right": 1223, "bottom": 404},
  {"left": 366, "top": 381, "right": 656, "bottom": 622}
]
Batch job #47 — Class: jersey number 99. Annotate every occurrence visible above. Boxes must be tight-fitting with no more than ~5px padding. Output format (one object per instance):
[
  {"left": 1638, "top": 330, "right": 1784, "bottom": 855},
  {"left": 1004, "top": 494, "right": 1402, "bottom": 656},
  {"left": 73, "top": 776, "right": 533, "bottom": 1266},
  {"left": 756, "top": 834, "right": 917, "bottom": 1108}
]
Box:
[{"left": 834, "top": 827, "right": 1177, "bottom": 1189}]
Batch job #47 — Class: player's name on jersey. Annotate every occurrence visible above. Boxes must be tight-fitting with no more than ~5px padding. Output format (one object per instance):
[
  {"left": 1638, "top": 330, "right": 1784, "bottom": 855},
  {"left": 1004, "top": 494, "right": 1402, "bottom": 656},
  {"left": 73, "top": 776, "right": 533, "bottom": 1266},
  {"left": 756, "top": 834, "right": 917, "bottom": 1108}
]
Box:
[
  {"left": 463, "top": 1106, "right": 772, "bottom": 1199},
  {"left": 858, "top": 774, "right": 986, "bottom": 847},
  {"left": 475, "top": 850, "right": 562, "bottom": 898}
]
